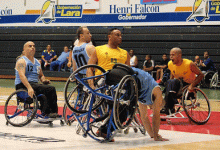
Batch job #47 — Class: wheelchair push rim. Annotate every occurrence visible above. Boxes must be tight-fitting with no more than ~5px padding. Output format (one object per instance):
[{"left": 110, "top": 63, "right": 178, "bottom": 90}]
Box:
[
  {"left": 4, "top": 89, "right": 38, "bottom": 127},
  {"left": 182, "top": 87, "right": 211, "bottom": 125},
  {"left": 64, "top": 65, "right": 106, "bottom": 114}
]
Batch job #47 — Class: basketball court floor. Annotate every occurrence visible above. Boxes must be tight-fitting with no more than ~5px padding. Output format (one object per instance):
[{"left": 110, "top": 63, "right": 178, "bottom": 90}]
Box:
[{"left": 0, "top": 79, "right": 220, "bottom": 150}]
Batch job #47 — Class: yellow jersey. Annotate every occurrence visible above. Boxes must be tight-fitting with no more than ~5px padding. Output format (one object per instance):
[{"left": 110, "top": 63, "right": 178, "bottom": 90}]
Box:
[
  {"left": 95, "top": 45, "right": 128, "bottom": 74},
  {"left": 168, "top": 59, "right": 196, "bottom": 83}
]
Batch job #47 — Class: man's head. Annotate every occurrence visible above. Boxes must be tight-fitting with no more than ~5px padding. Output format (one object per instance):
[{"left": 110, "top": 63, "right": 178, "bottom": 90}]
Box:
[
  {"left": 23, "top": 41, "right": 36, "bottom": 57},
  {"left": 145, "top": 54, "right": 151, "bottom": 61},
  {"left": 170, "top": 47, "right": 182, "bottom": 65},
  {"left": 64, "top": 46, "right": 69, "bottom": 53},
  {"left": 195, "top": 55, "right": 200, "bottom": 63},
  {"left": 204, "top": 51, "right": 209, "bottom": 59},
  {"left": 162, "top": 53, "right": 168, "bottom": 61},
  {"left": 129, "top": 50, "right": 134, "bottom": 57},
  {"left": 77, "top": 26, "right": 92, "bottom": 43},
  {"left": 108, "top": 28, "right": 122, "bottom": 46},
  {"left": 46, "top": 45, "right": 51, "bottom": 51}
]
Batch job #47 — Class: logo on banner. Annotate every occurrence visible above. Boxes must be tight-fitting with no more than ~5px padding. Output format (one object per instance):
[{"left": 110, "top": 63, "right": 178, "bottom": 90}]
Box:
[
  {"left": 140, "top": 0, "right": 177, "bottom": 4},
  {"left": 187, "top": 0, "right": 209, "bottom": 23},
  {"left": 35, "top": 0, "right": 82, "bottom": 24}
]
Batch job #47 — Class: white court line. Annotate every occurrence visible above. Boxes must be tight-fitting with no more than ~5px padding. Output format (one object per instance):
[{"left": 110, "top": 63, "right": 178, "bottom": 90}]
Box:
[{"left": 0, "top": 114, "right": 220, "bottom": 150}]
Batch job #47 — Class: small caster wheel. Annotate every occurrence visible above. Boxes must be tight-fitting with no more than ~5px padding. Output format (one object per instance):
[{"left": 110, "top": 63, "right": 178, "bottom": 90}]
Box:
[
  {"left": 124, "top": 128, "right": 129, "bottom": 134},
  {"left": 133, "top": 127, "right": 138, "bottom": 133},
  {"left": 167, "top": 119, "right": 171, "bottom": 125},
  {"left": 118, "top": 129, "right": 122, "bottom": 133},
  {"left": 6, "top": 121, "right": 9, "bottom": 126},
  {"left": 83, "top": 133, "right": 87, "bottom": 138},
  {"left": 60, "top": 120, "right": 64, "bottom": 126},
  {"left": 161, "top": 118, "right": 166, "bottom": 121},
  {"left": 49, "top": 122, "right": 53, "bottom": 127},
  {"left": 67, "top": 120, "right": 71, "bottom": 126}
]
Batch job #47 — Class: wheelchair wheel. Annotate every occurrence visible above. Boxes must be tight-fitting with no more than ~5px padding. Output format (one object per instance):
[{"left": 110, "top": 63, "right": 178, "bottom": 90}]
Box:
[
  {"left": 63, "top": 103, "right": 76, "bottom": 126},
  {"left": 64, "top": 65, "right": 106, "bottom": 114},
  {"left": 182, "top": 87, "right": 211, "bottom": 125},
  {"left": 201, "top": 71, "right": 215, "bottom": 88},
  {"left": 113, "top": 75, "right": 138, "bottom": 129},
  {"left": 4, "top": 89, "right": 37, "bottom": 127},
  {"left": 210, "top": 72, "right": 218, "bottom": 88}
]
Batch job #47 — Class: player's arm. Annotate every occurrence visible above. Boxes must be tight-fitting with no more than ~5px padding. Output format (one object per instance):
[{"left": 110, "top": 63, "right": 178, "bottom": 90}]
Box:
[
  {"left": 189, "top": 62, "right": 204, "bottom": 90},
  {"left": 87, "top": 49, "right": 98, "bottom": 89},
  {"left": 72, "top": 58, "right": 77, "bottom": 72},
  {"left": 39, "top": 67, "right": 51, "bottom": 85},
  {"left": 125, "top": 52, "right": 130, "bottom": 66},
  {"left": 67, "top": 50, "right": 72, "bottom": 67},
  {"left": 15, "top": 59, "right": 34, "bottom": 98},
  {"left": 86, "top": 45, "right": 96, "bottom": 57},
  {"left": 152, "top": 87, "right": 169, "bottom": 141}
]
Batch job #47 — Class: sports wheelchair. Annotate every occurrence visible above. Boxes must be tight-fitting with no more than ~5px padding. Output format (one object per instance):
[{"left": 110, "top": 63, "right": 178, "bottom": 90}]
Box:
[
  {"left": 4, "top": 89, "right": 64, "bottom": 127},
  {"left": 159, "top": 86, "right": 211, "bottom": 125},
  {"left": 200, "top": 71, "right": 216, "bottom": 88},
  {"left": 64, "top": 64, "right": 144, "bottom": 142},
  {"left": 210, "top": 70, "right": 220, "bottom": 88}
]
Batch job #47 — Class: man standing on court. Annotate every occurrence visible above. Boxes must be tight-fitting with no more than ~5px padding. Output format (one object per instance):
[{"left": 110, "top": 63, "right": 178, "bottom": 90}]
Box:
[
  {"left": 15, "top": 41, "right": 59, "bottom": 118},
  {"left": 87, "top": 28, "right": 168, "bottom": 141},
  {"left": 161, "top": 47, "right": 204, "bottom": 114},
  {"left": 71, "top": 26, "right": 95, "bottom": 74}
]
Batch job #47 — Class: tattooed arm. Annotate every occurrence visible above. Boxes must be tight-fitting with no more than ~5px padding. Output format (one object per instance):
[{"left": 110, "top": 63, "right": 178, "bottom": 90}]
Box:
[{"left": 15, "top": 59, "right": 34, "bottom": 98}]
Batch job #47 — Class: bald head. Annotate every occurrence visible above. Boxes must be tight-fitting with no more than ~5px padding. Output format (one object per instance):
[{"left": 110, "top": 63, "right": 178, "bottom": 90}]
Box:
[
  {"left": 170, "top": 47, "right": 182, "bottom": 65},
  {"left": 171, "top": 47, "right": 182, "bottom": 55},
  {"left": 23, "top": 41, "right": 36, "bottom": 57}
]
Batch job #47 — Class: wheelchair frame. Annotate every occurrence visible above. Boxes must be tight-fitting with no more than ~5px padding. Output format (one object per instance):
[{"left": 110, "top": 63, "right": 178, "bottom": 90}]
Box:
[
  {"left": 4, "top": 89, "right": 64, "bottom": 127},
  {"left": 64, "top": 64, "right": 139, "bottom": 142}
]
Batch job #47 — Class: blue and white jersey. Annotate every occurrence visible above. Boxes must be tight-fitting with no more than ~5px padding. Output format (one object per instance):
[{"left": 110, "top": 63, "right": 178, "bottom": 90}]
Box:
[
  {"left": 15, "top": 56, "right": 41, "bottom": 85},
  {"left": 132, "top": 67, "right": 159, "bottom": 105},
  {"left": 72, "top": 43, "right": 90, "bottom": 74}
]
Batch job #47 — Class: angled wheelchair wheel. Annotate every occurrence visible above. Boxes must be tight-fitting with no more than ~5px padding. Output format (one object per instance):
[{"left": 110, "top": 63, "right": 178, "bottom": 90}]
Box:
[
  {"left": 113, "top": 75, "right": 138, "bottom": 129},
  {"left": 4, "top": 89, "right": 37, "bottom": 127},
  {"left": 210, "top": 72, "right": 218, "bottom": 88},
  {"left": 133, "top": 106, "right": 146, "bottom": 135},
  {"left": 182, "top": 87, "right": 211, "bottom": 125},
  {"left": 64, "top": 65, "right": 106, "bottom": 114},
  {"left": 63, "top": 103, "right": 76, "bottom": 126},
  {"left": 201, "top": 71, "right": 215, "bottom": 88}
]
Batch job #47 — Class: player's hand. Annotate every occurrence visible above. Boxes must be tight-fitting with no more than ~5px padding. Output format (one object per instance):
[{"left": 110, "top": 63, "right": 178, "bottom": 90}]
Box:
[
  {"left": 154, "top": 134, "right": 169, "bottom": 141},
  {"left": 28, "top": 87, "right": 34, "bottom": 98},
  {"left": 67, "top": 61, "right": 72, "bottom": 67},
  {"left": 42, "top": 79, "right": 51, "bottom": 85},
  {"left": 49, "top": 58, "right": 53, "bottom": 62}
]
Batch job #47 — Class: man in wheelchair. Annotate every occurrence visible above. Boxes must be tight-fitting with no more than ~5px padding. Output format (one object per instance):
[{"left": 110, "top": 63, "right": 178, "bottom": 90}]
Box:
[
  {"left": 15, "top": 41, "right": 59, "bottom": 118},
  {"left": 87, "top": 28, "right": 168, "bottom": 141},
  {"left": 161, "top": 47, "right": 204, "bottom": 115}
]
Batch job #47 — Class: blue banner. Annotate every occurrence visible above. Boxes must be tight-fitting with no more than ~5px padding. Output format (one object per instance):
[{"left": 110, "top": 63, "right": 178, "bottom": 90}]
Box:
[{"left": 140, "top": 0, "right": 177, "bottom": 4}]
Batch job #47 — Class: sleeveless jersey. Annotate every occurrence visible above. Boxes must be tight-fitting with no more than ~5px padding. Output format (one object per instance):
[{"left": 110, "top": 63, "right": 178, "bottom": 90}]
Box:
[
  {"left": 15, "top": 56, "right": 41, "bottom": 85},
  {"left": 95, "top": 45, "right": 127, "bottom": 75},
  {"left": 168, "top": 59, "right": 196, "bottom": 84},
  {"left": 132, "top": 67, "right": 159, "bottom": 105},
  {"left": 72, "top": 43, "right": 90, "bottom": 74}
]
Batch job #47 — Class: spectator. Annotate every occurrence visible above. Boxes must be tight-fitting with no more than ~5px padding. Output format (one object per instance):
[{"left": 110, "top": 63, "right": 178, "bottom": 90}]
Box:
[
  {"left": 50, "top": 46, "right": 70, "bottom": 72},
  {"left": 194, "top": 55, "right": 202, "bottom": 68},
  {"left": 129, "top": 49, "right": 138, "bottom": 68},
  {"left": 155, "top": 53, "right": 169, "bottom": 84},
  {"left": 143, "top": 54, "right": 154, "bottom": 73},
  {"left": 200, "top": 51, "right": 216, "bottom": 73},
  {"left": 39, "top": 45, "right": 57, "bottom": 69}
]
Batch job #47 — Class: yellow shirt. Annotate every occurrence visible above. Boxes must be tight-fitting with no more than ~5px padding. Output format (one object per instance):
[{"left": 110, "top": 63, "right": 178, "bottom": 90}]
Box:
[
  {"left": 95, "top": 45, "right": 127, "bottom": 74},
  {"left": 168, "top": 59, "right": 196, "bottom": 83}
]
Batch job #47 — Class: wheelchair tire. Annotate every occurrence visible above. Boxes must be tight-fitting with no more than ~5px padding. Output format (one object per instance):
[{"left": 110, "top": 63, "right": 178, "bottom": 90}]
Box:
[
  {"left": 201, "top": 71, "right": 215, "bottom": 88},
  {"left": 113, "top": 75, "right": 138, "bottom": 129},
  {"left": 133, "top": 106, "right": 146, "bottom": 135},
  {"left": 182, "top": 87, "right": 211, "bottom": 125},
  {"left": 64, "top": 65, "right": 106, "bottom": 114},
  {"left": 4, "top": 89, "right": 37, "bottom": 127},
  {"left": 63, "top": 103, "right": 76, "bottom": 125}
]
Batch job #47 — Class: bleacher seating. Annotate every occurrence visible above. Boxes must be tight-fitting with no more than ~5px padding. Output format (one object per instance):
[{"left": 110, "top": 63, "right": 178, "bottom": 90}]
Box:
[{"left": 0, "top": 26, "right": 220, "bottom": 80}]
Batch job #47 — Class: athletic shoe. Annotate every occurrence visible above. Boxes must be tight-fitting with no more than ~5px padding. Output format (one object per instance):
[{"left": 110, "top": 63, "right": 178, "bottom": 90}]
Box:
[
  {"left": 96, "top": 129, "right": 115, "bottom": 142},
  {"left": 48, "top": 113, "right": 60, "bottom": 118},
  {"left": 156, "top": 79, "right": 162, "bottom": 83}
]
